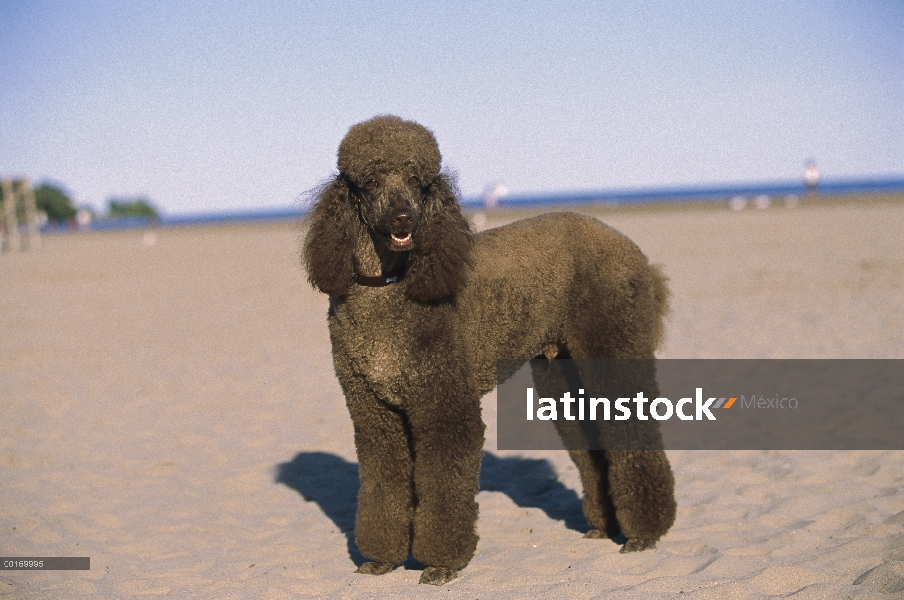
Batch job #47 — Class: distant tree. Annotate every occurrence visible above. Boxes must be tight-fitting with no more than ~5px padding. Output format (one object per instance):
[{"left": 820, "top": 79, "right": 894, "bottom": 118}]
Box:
[
  {"left": 34, "top": 183, "right": 77, "bottom": 222},
  {"left": 107, "top": 196, "right": 159, "bottom": 219}
]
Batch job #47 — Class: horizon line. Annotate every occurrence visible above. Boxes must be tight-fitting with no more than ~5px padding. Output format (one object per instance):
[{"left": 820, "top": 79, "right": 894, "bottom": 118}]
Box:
[{"left": 37, "top": 173, "right": 904, "bottom": 232}]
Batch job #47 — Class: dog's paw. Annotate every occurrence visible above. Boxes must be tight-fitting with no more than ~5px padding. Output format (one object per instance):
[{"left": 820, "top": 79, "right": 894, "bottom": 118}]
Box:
[
  {"left": 419, "top": 566, "right": 457, "bottom": 585},
  {"left": 355, "top": 561, "right": 394, "bottom": 575},
  {"left": 620, "top": 538, "right": 657, "bottom": 553},
  {"left": 583, "top": 529, "right": 604, "bottom": 539}
]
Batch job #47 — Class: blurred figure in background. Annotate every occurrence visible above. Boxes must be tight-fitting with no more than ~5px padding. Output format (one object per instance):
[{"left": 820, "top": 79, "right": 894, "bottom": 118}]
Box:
[{"left": 804, "top": 158, "right": 821, "bottom": 199}]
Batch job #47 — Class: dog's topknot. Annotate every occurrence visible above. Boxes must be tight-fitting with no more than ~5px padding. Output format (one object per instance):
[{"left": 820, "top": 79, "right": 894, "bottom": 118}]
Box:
[{"left": 337, "top": 115, "right": 442, "bottom": 186}]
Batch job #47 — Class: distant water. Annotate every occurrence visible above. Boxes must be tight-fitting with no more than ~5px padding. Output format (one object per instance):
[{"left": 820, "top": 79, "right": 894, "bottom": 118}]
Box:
[
  {"left": 467, "top": 175, "right": 904, "bottom": 207},
  {"left": 40, "top": 175, "right": 904, "bottom": 232}
]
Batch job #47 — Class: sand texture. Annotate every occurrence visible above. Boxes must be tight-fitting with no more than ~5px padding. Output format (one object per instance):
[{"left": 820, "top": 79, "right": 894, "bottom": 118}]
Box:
[{"left": 2, "top": 199, "right": 903, "bottom": 598}]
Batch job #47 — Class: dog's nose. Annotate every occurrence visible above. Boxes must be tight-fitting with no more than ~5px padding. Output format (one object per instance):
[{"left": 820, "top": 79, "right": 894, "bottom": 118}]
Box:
[{"left": 391, "top": 209, "right": 414, "bottom": 230}]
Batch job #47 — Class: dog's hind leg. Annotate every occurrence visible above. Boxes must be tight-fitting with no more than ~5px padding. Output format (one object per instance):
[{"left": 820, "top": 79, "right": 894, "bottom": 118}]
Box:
[
  {"left": 569, "top": 449, "right": 622, "bottom": 539},
  {"left": 604, "top": 449, "right": 676, "bottom": 552},
  {"left": 529, "top": 357, "right": 622, "bottom": 540},
  {"left": 564, "top": 311, "right": 676, "bottom": 551},
  {"left": 576, "top": 359, "right": 676, "bottom": 551}
]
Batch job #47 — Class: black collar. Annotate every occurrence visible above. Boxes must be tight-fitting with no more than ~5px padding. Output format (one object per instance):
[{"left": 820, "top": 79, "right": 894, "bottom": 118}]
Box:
[{"left": 355, "top": 264, "right": 407, "bottom": 287}]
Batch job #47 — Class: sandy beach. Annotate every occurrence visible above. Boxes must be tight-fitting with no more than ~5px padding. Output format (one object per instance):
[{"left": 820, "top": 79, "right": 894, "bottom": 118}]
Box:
[{"left": 2, "top": 198, "right": 903, "bottom": 598}]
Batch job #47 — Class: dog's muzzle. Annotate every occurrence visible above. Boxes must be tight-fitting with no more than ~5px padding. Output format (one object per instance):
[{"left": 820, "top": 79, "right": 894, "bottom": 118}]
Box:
[{"left": 387, "top": 207, "right": 415, "bottom": 249}]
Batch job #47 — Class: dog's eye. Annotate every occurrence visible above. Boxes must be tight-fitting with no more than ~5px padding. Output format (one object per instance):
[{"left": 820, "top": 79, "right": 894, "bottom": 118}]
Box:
[
  {"left": 407, "top": 176, "right": 420, "bottom": 187},
  {"left": 364, "top": 178, "right": 379, "bottom": 190}
]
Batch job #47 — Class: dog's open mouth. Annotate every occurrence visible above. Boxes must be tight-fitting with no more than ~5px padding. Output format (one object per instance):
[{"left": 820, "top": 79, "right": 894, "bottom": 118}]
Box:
[{"left": 390, "top": 233, "right": 413, "bottom": 249}]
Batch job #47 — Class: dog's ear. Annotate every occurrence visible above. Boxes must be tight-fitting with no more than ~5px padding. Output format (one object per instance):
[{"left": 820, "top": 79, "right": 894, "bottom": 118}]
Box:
[
  {"left": 302, "top": 176, "right": 357, "bottom": 298},
  {"left": 405, "top": 172, "right": 474, "bottom": 303}
]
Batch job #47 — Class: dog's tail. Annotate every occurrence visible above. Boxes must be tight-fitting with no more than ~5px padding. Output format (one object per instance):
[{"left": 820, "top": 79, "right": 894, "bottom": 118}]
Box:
[{"left": 649, "top": 263, "right": 671, "bottom": 351}]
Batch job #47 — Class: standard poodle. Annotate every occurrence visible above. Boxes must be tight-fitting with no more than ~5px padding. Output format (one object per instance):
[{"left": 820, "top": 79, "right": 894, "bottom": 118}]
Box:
[{"left": 302, "top": 115, "right": 676, "bottom": 585}]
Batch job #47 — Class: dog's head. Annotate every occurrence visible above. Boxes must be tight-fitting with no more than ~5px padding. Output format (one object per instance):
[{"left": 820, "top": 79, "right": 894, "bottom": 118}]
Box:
[
  {"left": 303, "top": 115, "right": 473, "bottom": 302},
  {"left": 337, "top": 115, "right": 441, "bottom": 253}
]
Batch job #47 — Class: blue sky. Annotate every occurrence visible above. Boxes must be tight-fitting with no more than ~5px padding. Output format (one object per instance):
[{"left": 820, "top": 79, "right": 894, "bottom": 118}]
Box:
[{"left": 1, "top": 0, "right": 902, "bottom": 214}]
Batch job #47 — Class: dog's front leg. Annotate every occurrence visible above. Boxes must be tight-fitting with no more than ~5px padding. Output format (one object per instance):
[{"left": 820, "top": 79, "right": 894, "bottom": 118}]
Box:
[
  {"left": 406, "top": 384, "right": 484, "bottom": 585},
  {"left": 341, "top": 374, "right": 415, "bottom": 574}
]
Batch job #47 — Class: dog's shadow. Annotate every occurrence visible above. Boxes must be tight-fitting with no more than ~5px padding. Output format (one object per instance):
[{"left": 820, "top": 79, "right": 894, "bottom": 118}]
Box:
[
  {"left": 275, "top": 451, "right": 588, "bottom": 566},
  {"left": 275, "top": 451, "right": 365, "bottom": 565},
  {"left": 479, "top": 452, "right": 588, "bottom": 533}
]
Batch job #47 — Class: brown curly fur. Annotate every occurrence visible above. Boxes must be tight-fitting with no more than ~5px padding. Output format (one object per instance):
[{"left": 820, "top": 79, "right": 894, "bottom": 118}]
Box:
[{"left": 302, "top": 115, "right": 676, "bottom": 585}]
